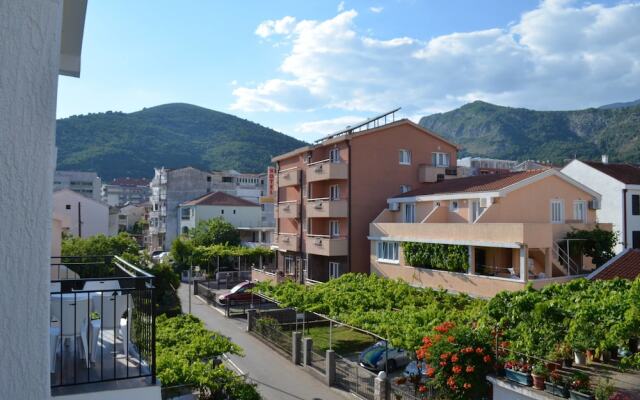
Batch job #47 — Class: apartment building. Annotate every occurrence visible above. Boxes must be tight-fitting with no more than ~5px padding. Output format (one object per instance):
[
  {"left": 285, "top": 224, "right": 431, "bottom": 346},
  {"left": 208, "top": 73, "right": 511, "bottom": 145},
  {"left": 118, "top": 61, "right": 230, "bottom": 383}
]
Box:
[
  {"left": 147, "top": 166, "right": 265, "bottom": 250},
  {"left": 53, "top": 189, "right": 110, "bottom": 238},
  {"left": 562, "top": 158, "right": 640, "bottom": 253},
  {"left": 54, "top": 170, "right": 102, "bottom": 201},
  {"left": 269, "top": 110, "right": 460, "bottom": 283},
  {"left": 369, "top": 169, "right": 606, "bottom": 298},
  {"left": 101, "top": 177, "right": 151, "bottom": 206},
  {"left": 457, "top": 157, "right": 518, "bottom": 177},
  {"left": 178, "top": 191, "right": 261, "bottom": 234}
]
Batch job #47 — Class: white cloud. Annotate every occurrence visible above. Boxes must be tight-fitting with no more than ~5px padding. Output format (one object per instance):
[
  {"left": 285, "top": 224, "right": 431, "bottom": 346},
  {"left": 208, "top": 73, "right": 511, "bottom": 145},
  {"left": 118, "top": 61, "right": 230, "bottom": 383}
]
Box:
[
  {"left": 255, "top": 16, "right": 297, "bottom": 38},
  {"left": 234, "top": 1, "right": 640, "bottom": 115},
  {"left": 295, "top": 115, "right": 365, "bottom": 136},
  {"left": 369, "top": 6, "right": 384, "bottom": 13},
  {"left": 337, "top": 1, "right": 345, "bottom": 12}
]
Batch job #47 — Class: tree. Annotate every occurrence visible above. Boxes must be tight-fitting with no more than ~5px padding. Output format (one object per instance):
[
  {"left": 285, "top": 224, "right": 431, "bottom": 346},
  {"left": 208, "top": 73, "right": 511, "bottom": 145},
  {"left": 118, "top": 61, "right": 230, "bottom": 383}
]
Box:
[
  {"left": 190, "top": 218, "right": 241, "bottom": 247},
  {"left": 170, "top": 236, "right": 195, "bottom": 271},
  {"left": 565, "top": 225, "right": 618, "bottom": 267}
]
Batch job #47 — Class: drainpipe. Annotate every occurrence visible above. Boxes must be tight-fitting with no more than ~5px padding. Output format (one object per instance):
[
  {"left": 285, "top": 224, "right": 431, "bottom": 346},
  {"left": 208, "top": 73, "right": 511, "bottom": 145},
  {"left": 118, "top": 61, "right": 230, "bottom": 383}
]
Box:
[
  {"left": 275, "top": 162, "right": 280, "bottom": 274},
  {"left": 623, "top": 189, "right": 628, "bottom": 248},
  {"left": 299, "top": 163, "right": 304, "bottom": 283},
  {"left": 347, "top": 140, "right": 352, "bottom": 273}
]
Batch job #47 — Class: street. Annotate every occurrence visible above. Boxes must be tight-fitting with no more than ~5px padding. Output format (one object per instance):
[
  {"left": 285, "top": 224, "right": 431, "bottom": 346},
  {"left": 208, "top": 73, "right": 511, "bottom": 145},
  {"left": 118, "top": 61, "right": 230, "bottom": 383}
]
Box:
[{"left": 177, "top": 284, "right": 350, "bottom": 400}]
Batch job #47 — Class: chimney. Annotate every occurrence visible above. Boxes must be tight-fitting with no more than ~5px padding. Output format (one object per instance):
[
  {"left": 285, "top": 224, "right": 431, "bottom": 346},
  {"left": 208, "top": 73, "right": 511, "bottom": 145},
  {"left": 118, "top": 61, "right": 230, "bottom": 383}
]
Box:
[{"left": 601, "top": 155, "right": 609, "bottom": 164}]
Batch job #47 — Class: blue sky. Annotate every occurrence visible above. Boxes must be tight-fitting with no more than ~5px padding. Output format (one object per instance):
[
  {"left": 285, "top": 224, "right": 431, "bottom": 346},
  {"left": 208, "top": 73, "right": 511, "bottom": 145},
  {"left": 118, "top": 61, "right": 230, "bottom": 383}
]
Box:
[{"left": 57, "top": 0, "right": 639, "bottom": 142}]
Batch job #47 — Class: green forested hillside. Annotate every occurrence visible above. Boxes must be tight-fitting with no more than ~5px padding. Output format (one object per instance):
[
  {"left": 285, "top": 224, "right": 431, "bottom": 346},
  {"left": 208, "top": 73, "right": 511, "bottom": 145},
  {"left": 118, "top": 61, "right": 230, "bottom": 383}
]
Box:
[
  {"left": 419, "top": 101, "right": 640, "bottom": 164},
  {"left": 56, "top": 103, "right": 307, "bottom": 180}
]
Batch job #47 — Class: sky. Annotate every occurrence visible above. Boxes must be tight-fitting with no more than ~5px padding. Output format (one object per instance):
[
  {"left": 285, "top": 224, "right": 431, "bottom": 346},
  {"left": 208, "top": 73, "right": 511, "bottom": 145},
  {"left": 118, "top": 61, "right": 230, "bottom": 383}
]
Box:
[{"left": 57, "top": 0, "right": 640, "bottom": 142}]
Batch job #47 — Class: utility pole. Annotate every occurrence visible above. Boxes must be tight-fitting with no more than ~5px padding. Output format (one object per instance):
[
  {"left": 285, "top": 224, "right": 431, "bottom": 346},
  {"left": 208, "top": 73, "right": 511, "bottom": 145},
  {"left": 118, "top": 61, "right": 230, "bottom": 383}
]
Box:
[
  {"left": 188, "top": 257, "right": 192, "bottom": 315},
  {"left": 77, "top": 201, "right": 82, "bottom": 237}
]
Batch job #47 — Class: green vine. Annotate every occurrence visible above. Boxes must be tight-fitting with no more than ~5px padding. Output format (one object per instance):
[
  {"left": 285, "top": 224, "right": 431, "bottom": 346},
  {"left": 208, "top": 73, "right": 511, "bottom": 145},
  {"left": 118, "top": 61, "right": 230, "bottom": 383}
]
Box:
[{"left": 402, "top": 242, "right": 469, "bottom": 272}]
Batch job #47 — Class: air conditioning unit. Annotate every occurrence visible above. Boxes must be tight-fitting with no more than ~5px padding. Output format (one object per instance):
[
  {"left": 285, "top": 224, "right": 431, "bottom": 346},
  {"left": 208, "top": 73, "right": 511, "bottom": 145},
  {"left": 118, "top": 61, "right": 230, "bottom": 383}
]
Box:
[
  {"left": 479, "top": 198, "right": 489, "bottom": 208},
  {"left": 389, "top": 202, "right": 400, "bottom": 211},
  {"left": 589, "top": 199, "right": 600, "bottom": 210},
  {"left": 314, "top": 202, "right": 323, "bottom": 209}
]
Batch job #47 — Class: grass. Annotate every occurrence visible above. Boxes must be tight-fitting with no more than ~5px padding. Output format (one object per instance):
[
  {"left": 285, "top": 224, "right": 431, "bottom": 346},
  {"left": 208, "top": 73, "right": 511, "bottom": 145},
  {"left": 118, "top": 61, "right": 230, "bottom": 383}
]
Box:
[{"left": 305, "top": 324, "right": 375, "bottom": 355}]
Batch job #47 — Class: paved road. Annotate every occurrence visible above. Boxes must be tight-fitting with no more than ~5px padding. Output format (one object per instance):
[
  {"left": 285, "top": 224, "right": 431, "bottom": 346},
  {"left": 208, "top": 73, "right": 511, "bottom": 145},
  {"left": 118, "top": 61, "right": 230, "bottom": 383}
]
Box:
[{"left": 178, "top": 284, "right": 349, "bottom": 400}]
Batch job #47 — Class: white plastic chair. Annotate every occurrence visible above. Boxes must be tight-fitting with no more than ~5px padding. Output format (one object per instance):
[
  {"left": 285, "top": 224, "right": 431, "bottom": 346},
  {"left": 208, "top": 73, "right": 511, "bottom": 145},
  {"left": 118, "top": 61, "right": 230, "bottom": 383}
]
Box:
[
  {"left": 50, "top": 295, "right": 91, "bottom": 369},
  {"left": 90, "top": 293, "right": 132, "bottom": 362}
]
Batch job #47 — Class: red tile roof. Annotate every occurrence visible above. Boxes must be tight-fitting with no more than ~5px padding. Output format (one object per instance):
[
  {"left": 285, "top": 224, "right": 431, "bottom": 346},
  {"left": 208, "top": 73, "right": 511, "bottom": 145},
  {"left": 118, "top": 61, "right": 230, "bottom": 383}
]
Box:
[
  {"left": 394, "top": 169, "right": 549, "bottom": 198},
  {"left": 182, "top": 191, "right": 258, "bottom": 207},
  {"left": 589, "top": 249, "right": 640, "bottom": 280},
  {"left": 583, "top": 161, "right": 640, "bottom": 185}
]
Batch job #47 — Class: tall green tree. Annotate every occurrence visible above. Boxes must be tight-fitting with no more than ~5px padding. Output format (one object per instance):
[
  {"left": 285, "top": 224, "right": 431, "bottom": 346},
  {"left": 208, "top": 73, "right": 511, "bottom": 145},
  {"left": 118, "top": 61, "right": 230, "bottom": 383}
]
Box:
[{"left": 190, "top": 218, "right": 241, "bottom": 247}]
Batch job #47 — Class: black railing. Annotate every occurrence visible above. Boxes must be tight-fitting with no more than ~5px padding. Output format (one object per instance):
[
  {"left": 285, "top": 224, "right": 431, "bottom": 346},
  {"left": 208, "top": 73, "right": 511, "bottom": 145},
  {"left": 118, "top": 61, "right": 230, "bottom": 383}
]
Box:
[{"left": 50, "top": 256, "right": 155, "bottom": 388}]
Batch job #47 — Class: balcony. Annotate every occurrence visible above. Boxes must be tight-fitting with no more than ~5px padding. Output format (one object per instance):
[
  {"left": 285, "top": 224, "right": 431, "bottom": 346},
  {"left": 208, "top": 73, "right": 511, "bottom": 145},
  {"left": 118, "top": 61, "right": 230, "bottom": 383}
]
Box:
[
  {"left": 276, "top": 201, "right": 299, "bottom": 219},
  {"left": 278, "top": 167, "right": 299, "bottom": 187},
  {"left": 49, "top": 256, "right": 156, "bottom": 394},
  {"left": 306, "top": 160, "right": 348, "bottom": 182},
  {"left": 306, "top": 235, "right": 348, "bottom": 256},
  {"left": 275, "top": 233, "right": 300, "bottom": 252},
  {"left": 418, "top": 164, "right": 458, "bottom": 183},
  {"left": 306, "top": 198, "right": 348, "bottom": 218}
]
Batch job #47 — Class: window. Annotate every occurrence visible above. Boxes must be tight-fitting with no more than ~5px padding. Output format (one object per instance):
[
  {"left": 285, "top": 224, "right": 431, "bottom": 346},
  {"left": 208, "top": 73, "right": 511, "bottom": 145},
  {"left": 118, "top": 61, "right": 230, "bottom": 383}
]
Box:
[
  {"left": 376, "top": 241, "right": 399, "bottom": 263},
  {"left": 221, "top": 209, "right": 225, "bottom": 215},
  {"left": 432, "top": 152, "right": 450, "bottom": 167},
  {"left": 182, "top": 226, "right": 189, "bottom": 235},
  {"left": 632, "top": 194, "right": 640, "bottom": 216},
  {"left": 399, "top": 149, "right": 411, "bottom": 165},
  {"left": 404, "top": 203, "right": 416, "bottom": 223},
  {"left": 551, "top": 199, "right": 564, "bottom": 223},
  {"left": 181, "top": 208, "right": 191, "bottom": 220},
  {"left": 330, "top": 184, "right": 340, "bottom": 200},
  {"left": 65, "top": 204, "right": 71, "bottom": 210},
  {"left": 330, "top": 220, "right": 340, "bottom": 237},
  {"left": 573, "top": 200, "right": 587, "bottom": 223},
  {"left": 449, "top": 201, "right": 459, "bottom": 212},
  {"left": 233, "top": 209, "right": 236, "bottom": 214},
  {"left": 284, "top": 256, "right": 295, "bottom": 275},
  {"left": 470, "top": 200, "right": 481, "bottom": 222},
  {"left": 329, "top": 148, "right": 340, "bottom": 163},
  {"left": 400, "top": 185, "right": 412, "bottom": 194},
  {"left": 207, "top": 176, "right": 212, "bottom": 182},
  {"left": 329, "top": 262, "right": 340, "bottom": 279},
  {"left": 633, "top": 231, "right": 640, "bottom": 249}
]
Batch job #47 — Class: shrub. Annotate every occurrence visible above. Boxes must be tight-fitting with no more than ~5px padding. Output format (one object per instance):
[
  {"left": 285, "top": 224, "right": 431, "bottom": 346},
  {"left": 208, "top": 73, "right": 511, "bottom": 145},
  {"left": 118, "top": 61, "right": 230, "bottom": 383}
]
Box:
[
  {"left": 402, "top": 242, "right": 469, "bottom": 272},
  {"left": 190, "top": 218, "right": 241, "bottom": 247},
  {"left": 565, "top": 226, "right": 618, "bottom": 267}
]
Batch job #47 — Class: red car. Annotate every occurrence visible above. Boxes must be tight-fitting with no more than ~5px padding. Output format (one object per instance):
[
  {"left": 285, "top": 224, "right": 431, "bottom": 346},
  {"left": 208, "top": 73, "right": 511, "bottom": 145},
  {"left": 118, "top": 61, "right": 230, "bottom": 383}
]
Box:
[{"left": 217, "top": 281, "right": 255, "bottom": 304}]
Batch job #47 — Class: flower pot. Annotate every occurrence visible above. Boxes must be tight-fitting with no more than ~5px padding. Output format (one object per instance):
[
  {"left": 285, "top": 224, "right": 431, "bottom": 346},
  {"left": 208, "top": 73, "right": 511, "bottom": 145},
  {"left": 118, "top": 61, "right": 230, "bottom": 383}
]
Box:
[
  {"left": 532, "top": 374, "right": 546, "bottom": 390},
  {"left": 569, "top": 390, "right": 594, "bottom": 400},
  {"left": 609, "top": 346, "right": 619, "bottom": 360},
  {"left": 563, "top": 358, "right": 573, "bottom": 368},
  {"left": 546, "top": 361, "right": 561, "bottom": 372},
  {"left": 505, "top": 369, "right": 532, "bottom": 386},
  {"left": 601, "top": 349, "right": 612, "bottom": 363},
  {"left": 574, "top": 350, "right": 587, "bottom": 366},
  {"left": 586, "top": 349, "right": 596, "bottom": 362},
  {"left": 545, "top": 381, "right": 569, "bottom": 398}
]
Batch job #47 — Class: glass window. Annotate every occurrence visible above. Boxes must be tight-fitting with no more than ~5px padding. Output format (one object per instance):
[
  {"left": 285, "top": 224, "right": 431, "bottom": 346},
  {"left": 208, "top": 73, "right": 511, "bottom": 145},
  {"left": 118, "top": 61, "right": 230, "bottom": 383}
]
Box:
[
  {"left": 573, "top": 200, "right": 586, "bottom": 223},
  {"left": 376, "top": 241, "right": 399, "bottom": 262},
  {"left": 432, "top": 152, "right": 450, "bottom": 167},
  {"left": 551, "top": 199, "right": 564, "bottom": 223},
  {"left": 330, "top": 220, "right": 340, "bottom": 237},
  {"left": 400, "top": 185, "right": 411, "bottom": 194},
  {"left": 404, "top": 203, "right": 416, "bottom": 223},
  {"left": 449, "top": 201, "right": 459, "bottom": 212},
  {"left": 399, "top": 149, "right": 411, "bottom": 165},
  {"left": 329, "top": 262, "right": 340, "bottom": 279},
  {"left": 330, "top": 184, "right": 340, "bottom": 200},
  {"left": 181, "top": 208, "right": 191, "bottom": 220},
  {"left": 330, "top": 148, "right": 340, "bottom": 163}
]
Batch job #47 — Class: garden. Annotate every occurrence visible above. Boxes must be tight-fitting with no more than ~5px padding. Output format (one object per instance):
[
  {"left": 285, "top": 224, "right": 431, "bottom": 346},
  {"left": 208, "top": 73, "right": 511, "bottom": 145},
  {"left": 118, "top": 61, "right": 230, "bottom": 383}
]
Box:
[{"left": 255, "top": 273, "right": 640, "bottom": 399}]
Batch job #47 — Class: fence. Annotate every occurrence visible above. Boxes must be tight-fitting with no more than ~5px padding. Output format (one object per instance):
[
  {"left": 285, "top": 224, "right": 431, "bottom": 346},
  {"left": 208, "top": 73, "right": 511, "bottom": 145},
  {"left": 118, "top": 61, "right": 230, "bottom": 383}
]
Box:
[
  {"left": 250, "top": 312, "right": 293, "bottom": 358},
  {"left": 389, "top": 383, "right": 435, "bottom": 400},
  {"left": 309, "top": 348, "right": 326, "bottom": 374},
  {"left": 334, "top": 354, "right": 377, "bottom": 400}
]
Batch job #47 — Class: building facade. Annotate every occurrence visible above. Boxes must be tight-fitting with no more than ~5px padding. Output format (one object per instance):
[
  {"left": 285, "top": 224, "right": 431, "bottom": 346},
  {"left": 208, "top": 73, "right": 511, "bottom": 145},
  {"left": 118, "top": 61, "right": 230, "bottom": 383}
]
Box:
[
  {"left": 102, "top": 177, "right": 151, "bottom": 206},
  {"left": 270, "top": 114, "right": 460, "bottom": 283},
  {"left": 369, "top": 169, "right": 606, "bottom": 298},
  {"left": 457, "top": 157, "right": 518, "bottom": 177},
  {"left": 562, "top": 159, "right": 640, "bottom": 253},
  {"left": 53, "top": 189, "right": 110, "bottom": 238},
  {"left": 54, "top": 170, "right": 102, "bottom": 201},
  {"left": 178, "top": 191, "right": 262, "bottom": 234}
]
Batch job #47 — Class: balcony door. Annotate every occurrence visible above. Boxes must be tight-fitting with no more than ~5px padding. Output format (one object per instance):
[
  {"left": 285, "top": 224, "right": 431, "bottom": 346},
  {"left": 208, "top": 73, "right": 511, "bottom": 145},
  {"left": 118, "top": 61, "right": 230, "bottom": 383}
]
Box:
[
  {"left": 330, "top": 184, "right": 340, "bottom": 200},
  {"left": 330, "top": 220, "right": 340, "bottom": 237}
]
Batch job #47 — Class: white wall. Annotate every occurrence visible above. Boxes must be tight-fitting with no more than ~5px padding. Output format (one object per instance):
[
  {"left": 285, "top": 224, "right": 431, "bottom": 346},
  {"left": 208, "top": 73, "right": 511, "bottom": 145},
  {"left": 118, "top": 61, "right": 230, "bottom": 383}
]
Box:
[
  {"left": 625, "top": 189, "right": 640, "bottom": 248},
  {"left": 0, "top": 1, "right": 64, "bottom": 398},
  {"left": 562, "top": 160, "right": 625, "bottom": 253},
  {"left": 179, "top": 205, "right": 262, "bottom": 234},
  {"left": 53, "top": 190, "right": 110, "bottom": 237}
]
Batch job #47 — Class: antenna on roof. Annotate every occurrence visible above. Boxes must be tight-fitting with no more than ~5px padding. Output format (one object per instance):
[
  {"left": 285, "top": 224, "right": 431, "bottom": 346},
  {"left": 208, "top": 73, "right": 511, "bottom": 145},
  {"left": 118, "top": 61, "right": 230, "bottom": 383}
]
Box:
[{"left": 314, "top": 107, "right": 401, "bottom": 144}]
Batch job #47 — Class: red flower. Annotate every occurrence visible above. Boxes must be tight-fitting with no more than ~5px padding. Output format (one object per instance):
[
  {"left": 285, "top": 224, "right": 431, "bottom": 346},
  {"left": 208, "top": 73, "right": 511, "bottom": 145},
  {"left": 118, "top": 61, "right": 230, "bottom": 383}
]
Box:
[
  {"left": 452, "top": 365, "right": 462, "bottom": 374},
  {"left": 426, "top": 367, "right": 435, "bottom": 378},
  {"left": 447, "top": 336, "right": 456, "bottom": 343},
  {"left": 483, "top": 354, "right": 492, "bottom": 363},
  {"left": 440, "top": 361, "right": 447, "bottom": 367},
  {"left": 463, "top": 383, "right": 472, "bottom": 390},
  {"left": 475, "top": 347, "right": 484, "bottom": 354},
  {"left": 435, "top": 321, "right": 455, "bottom": 333},
  {"left": 465, "top": 365, "right": 475, "bottom": 373},
  {"left": 451, "top": 354, "right": 459, "bottom": 363},
  {"left": 418, "top": 385, "right": 427, "bottom": 393},
  {"left": 440, "top": 352, "right": 450, "bottom": 360}
]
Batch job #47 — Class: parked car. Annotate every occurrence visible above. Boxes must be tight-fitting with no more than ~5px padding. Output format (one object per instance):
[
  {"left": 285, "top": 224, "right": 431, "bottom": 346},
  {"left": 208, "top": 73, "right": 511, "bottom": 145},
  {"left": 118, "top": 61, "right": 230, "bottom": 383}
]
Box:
[
  {"left": 403, "top": 360, "right": 429, "bottom": 382},
  {"left": 359, "top": 341, "right": 410, "bottom": 372},
  {"left": 217, "top": 281, "right": 255, "bottom": 305},
  {"left": 151, "top": 250, "right": 170, "bottom": 264}
]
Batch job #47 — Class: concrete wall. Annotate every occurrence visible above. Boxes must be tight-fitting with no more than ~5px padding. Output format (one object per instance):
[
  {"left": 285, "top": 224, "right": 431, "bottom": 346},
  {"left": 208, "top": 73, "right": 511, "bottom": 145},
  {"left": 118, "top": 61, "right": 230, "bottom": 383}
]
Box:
[
  {"left": 53, "top": 189, "right": 109, "bottom": 237},
  {"left": 179, "top": 204, "right": 261, "bottom": 233},
  {"left": 0, "top": 1, "right": 64, "bottom": 397}
]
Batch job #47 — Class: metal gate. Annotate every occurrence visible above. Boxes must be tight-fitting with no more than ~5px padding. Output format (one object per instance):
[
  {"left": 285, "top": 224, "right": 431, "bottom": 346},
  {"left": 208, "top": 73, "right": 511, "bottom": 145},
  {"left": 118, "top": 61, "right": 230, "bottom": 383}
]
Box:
[{"left": 334, "top": 354, "right": 376, "bottom": 400}]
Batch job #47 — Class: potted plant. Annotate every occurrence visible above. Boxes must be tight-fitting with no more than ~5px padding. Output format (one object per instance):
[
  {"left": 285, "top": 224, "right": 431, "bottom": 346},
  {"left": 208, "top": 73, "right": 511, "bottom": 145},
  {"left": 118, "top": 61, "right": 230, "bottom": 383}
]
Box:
[
  {"left": 504, "top": 360, "right": 532, "bottom": 386},
  {"left": 545, "top": 370, "right": 569, "bottom": 398},
  {"left": 531, "top": 363, "right": 548, "bottom": 390},
  {"left": 569, "top": 372, "right": 594, "bottom": 400},
  {"left": 574, "top": 347, "right": 587, "bottom": 366},
  {"left": 557, "top": 342, "right": 573, "bottom": 368},
  {"left": 594, "top": 378, "right": 614, "bottom": 400}
]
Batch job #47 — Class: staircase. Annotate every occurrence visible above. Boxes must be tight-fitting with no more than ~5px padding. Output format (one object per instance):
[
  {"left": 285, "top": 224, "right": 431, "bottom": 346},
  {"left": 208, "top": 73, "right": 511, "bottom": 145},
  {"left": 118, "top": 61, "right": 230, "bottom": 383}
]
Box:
[{"left": 552, "top": 242, "right": 582, "bottom": 276}]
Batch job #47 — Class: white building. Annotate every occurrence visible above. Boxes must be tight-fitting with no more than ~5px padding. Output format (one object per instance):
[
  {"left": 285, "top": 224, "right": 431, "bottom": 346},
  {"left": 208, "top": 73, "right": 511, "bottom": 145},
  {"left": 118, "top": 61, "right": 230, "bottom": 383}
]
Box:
[
  {"left": 147, "top": 166, "right": 264, "bottom": 251},
  {"left": 54, "top": 170, "right": 102, "bottom": 201},
  {"left": 54, "top": 189, "right": 109, "bottom": 237},
  {"left": 178, "top": 191, "right": 262, "bottom": 234},
  {"left": 101, "top": 177, "right": 151, "bottom": 206},
  {"left": 457, "top": 157, "right": 519, "bottom": 176},
  {"left": 562, "top": 158, "right": 640, "bottom": 253},
  {"left": 108, "top": 203, "right": 146, "bottom": 236}
]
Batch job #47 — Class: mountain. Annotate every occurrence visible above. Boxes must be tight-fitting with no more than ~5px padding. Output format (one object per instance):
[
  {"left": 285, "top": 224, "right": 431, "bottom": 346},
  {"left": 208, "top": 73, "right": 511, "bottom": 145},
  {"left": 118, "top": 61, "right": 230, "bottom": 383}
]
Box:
[
  {"left": 419, "top": 101, "right": 640, "bottom": 164},
  {"left": 56, "top": 103, "right": 307, "bottom": 180},
  {"left": 599, "top": 99, "right": 640, "bottom": 110}
]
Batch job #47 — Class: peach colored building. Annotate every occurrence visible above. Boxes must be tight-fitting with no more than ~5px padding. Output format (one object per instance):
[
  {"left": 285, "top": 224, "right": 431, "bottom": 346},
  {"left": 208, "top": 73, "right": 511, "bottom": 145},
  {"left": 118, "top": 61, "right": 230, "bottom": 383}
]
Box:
[
  {"left": 268, "top": 111, "right": 460, "bottom": 283},
  {"left": 369, "top": 169, "right": 609, "bottom": 298}
]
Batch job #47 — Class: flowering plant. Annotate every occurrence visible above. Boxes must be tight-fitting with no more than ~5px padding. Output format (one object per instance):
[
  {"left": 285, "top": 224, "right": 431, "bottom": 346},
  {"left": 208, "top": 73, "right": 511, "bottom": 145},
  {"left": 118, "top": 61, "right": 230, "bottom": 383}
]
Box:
[
  {"left": 416, "top": 322, "right": 494, "bottom": 400},
  {"left": 570, "top": 371, "right": 593, "bottom": 394},
  {"left": 549, "top": 370, "right": 564, "bottom": 385},
  {"left": 504, "top": 360, "right": 531, "bottom": 373}
]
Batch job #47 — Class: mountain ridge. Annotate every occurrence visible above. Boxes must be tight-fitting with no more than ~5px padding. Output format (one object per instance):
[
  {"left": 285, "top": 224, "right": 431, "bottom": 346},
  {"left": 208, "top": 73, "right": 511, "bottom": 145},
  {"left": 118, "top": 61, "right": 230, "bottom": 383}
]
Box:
[{"left": 55, "top": 103, "right": 307, "bottom": 180}]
